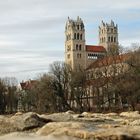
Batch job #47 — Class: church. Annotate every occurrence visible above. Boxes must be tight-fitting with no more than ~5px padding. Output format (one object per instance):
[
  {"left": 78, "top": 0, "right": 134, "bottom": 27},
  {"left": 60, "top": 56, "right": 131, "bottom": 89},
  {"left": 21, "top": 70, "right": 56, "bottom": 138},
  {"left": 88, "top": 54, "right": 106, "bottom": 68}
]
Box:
[{"left": 65, "top": 16, "right": 119, "bottom": 70}]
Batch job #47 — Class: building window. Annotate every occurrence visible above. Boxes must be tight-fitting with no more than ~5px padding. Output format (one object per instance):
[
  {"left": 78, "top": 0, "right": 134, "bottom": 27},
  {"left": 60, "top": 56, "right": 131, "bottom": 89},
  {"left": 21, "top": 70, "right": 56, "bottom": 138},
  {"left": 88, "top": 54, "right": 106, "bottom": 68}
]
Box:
[
  {"left": 114, "top": 37, "right": 116, "bottom": 42},
  {"left": 76, "top": 44, "right": 82, "bottom": 51},
  {"left": 102, "top": 37, "right": 104, "bottom": 43},
  {"left": 77, "top": 54, "right": 79, "bottom": 58},
  {"left": 67, "top": 54, "right": 70, "bottom": 59},
  {"left": 88, "top": 53, "right": 98, "bottom": 59},
  {"left": 111, "top": 28, "right": 113, "bottom": 33},
  {"left": 76, "top": 44, "right": 78, "bottom": 50},
  {"left": 79, "top": 45, "right": 81, "bottom": 50},
  {"left": 80, "top": 24, "right": 83, "bottom": 30},
  {"left": 111, "top": 36, "right": 113, "bottom": 42},
  {"left": 74, "top": 33, "right": 76, "bottom": 39},
  {"left": 102, "top": 29, "right": 103, "bottom": 34},
  {"left": 67, "top": 45, "right": 71, "bottom": 51},
  {"left": 77, "top": 33, "right": 79, "bottom": 40},
  {"left": 77, "top": 53, "right": 82, "bottom": 58},
  {"left": 67, "top": 35, "right": 70, "bottom": 40},
  {"left": 80, "top": 34, "right": 82, "bottom": 40},
  {"left": 108, "top": 36, "right": 110, "bottom": 42},
  {"left": 66, "top": 35, "right": 68, "bottom": 41},
  {"left": 77, "top": 25, "right": 79, "bottom": 30}
]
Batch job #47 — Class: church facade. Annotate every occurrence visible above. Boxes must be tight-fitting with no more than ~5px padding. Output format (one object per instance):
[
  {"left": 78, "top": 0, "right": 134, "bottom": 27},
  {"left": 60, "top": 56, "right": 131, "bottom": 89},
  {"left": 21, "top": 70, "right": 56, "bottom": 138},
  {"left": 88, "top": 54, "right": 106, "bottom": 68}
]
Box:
[{"left": 65, "top": 17, "right": 119, "bottom": 70}]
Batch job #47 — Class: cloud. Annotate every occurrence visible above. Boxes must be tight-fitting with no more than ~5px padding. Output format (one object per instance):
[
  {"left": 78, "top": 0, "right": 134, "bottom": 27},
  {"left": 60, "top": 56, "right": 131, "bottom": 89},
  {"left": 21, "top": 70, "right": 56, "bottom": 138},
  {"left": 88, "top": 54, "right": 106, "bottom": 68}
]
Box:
[
  {"left": 0, "top": 0, "right": 139, "bottom": 81},
  {"left": 0, "top": 47, "right": 64, "bottom": 81}
]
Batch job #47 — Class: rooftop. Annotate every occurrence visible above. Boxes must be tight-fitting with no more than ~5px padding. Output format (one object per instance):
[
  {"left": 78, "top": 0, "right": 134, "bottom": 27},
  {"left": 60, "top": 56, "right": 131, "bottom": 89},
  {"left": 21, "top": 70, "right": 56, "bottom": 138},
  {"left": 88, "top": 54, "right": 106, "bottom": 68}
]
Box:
[
  {"left": 86, "top": 45, "right": 106, "bottom": 53},
  {"left": 86, "top": 53, "right": 130, "bottom": 70}
]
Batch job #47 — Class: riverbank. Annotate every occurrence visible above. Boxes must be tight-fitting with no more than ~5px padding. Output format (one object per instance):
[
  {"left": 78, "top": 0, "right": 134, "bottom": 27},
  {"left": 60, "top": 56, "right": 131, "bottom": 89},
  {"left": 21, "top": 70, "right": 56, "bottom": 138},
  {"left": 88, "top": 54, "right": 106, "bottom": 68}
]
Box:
[{"left": 0, "top": 111, "right": 140, "bottom": 140}]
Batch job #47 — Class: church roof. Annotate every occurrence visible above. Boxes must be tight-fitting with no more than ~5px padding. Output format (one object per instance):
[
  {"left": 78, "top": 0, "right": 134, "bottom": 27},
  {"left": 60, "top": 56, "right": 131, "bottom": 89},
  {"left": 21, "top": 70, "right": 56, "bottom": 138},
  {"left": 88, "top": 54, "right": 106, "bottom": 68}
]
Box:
[
  {"left": 86, "top": 45, "right": 106, "bottom": 52},
  {"left": 86, "top": 53, "right": 130, "bottom": 70}
]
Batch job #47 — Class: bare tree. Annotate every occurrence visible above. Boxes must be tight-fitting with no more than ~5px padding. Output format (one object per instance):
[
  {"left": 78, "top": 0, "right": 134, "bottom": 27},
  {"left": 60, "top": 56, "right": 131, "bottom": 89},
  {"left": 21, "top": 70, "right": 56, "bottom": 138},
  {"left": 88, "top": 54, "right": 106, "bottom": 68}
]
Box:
[
  {"left": 4, "top": 77, "right": 18, "bottom": 113},
  {"left": 0, "top": 79, "right": 7, "bottom": 114},
  {"left": 49, "top": 61, "right": 72, "bottom": 111}
]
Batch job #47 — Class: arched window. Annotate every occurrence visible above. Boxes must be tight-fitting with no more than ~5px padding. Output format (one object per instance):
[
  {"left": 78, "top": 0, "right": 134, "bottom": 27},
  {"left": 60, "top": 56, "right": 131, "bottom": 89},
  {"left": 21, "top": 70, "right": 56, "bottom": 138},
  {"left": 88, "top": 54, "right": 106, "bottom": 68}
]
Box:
[
  {"left": 76, "top": 44, "right": 78, "bottom": 50},
  {"left": 77, "top": 33, "right": 79, "bottom": 40},
  {"left": 108, "top": 36, "right": 110, "bottom": 42},
  {"left": 92, "top": 54, "right": 94, "bottom": 59},
  {"left": 67, "top": 45, "right": 71, "bottom": 51},
  {"left": 79, "top": 45, "right": 81, "bottom": 50},
  {"left": 102, "top": 38, "right": 103, "bottom": 43},
  {"left": 111, "top": 28, "right": 113, "bottom": 33},
  {"left": 66, "top": 35, "right": 68, "bottom": 41},
  {"left": 102, "top": 29, "right": 103, "bottom": 34},
  {"left": 80, "top": 34, "right": 82, "bottom": 40},
  {"left": 74, "top": 33, "right": 76, "bottom": 39},
  {"left": 80, "top": 25, "right": 83, "bottom": 30},
  {"left": 77, "top": 53, "right": 81, "bottom": 58},
  {"left": 114, "top": 37, "right": 116, "bottom": 42},
  {"left": 111, "top": 36, "right": 113, "bottom": 42},
  {"left": 77, "top": 53, "right": 79, "bottom": 58},
  {"left": 77, "top": 25, "right": 79, "bottom": 30},
  {"left": 67, "top": 54, "right": 70, "bottom": 59}
]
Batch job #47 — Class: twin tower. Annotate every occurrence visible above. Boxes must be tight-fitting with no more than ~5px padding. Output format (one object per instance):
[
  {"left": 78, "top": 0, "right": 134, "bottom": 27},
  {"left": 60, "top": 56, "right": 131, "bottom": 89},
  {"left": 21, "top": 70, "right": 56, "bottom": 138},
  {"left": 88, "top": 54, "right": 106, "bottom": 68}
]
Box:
[{"left": 65, "top": 17, "right": 119, "bottom": 70}]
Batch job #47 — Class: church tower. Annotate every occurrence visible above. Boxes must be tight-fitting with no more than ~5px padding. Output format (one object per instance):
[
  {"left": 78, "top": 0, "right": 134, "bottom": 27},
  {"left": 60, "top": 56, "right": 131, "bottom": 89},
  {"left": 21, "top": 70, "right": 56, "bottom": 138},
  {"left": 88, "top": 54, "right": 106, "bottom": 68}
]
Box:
[
  {"left": 99, "top": 20, "right": 119, "bottom": 55},
  {"left": 65, "top": 17, "right": 86, "bottom": 70}
]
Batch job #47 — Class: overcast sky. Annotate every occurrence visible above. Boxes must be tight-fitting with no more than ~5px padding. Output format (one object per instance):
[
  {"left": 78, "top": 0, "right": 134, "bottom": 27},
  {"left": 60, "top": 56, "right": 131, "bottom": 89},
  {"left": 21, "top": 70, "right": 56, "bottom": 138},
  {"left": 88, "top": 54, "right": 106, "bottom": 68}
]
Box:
[{"left": 0, "top": 0, "right": 140, "bottom": 82}]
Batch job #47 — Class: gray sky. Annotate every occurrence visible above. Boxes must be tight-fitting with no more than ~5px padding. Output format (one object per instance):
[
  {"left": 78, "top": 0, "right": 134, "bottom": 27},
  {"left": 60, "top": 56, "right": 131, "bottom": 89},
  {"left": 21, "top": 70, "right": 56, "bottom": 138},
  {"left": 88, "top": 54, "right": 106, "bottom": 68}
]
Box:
[{"left": 0, "top": 0, "right": 140, "bottom": 82}]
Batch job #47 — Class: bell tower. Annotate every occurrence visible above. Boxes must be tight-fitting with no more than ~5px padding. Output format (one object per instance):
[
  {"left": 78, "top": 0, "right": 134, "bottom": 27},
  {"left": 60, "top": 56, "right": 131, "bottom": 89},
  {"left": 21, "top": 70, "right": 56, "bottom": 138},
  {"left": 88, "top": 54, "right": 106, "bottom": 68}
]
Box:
[
  {"left": 65, "top": 17, "right": 86, "bottom": 70},
  {"left": 99, "top": 20, "right": 119, "bottom": 55}
]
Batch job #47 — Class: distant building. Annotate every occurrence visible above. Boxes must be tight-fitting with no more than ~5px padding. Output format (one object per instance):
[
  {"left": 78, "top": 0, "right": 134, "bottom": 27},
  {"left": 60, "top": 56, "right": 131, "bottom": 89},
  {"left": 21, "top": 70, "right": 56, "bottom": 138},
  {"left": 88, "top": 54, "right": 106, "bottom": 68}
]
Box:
[
  {"left": 65, "top": 17, "right": 119, "bottom": 70},
  {"left": 17, "top": 79, "right": 37, "bottom": 112},
  {"left": 20, "top": 79, "right": 37, "bottom": 90},
  {"left": 99, "top": 20, "right": 119, "bottom": 55}
]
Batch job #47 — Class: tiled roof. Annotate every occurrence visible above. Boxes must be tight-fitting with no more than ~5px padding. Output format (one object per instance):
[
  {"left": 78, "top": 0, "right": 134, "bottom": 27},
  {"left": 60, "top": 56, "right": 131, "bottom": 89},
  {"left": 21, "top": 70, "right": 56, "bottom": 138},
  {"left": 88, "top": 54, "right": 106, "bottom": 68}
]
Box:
[
  {"left": 86, "top": 45, "right": 106, "bottom": 52},
  {"left": 20, "top": 80, "right": 37, "bottom": 90},
  {"left": 86, "top": 53, "right": 130, "bottom": 70}
]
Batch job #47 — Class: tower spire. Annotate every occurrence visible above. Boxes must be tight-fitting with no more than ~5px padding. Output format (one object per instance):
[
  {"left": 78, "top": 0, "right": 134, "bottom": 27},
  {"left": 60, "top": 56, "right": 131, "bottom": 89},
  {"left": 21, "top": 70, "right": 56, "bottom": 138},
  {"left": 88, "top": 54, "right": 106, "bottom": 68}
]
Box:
[
  {"left": 65, "top": 17, "right": 86, "bottom": 70},
  {"left": 99, "top": 20, "right": 119, "bottom": 55}
]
